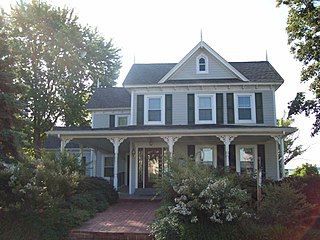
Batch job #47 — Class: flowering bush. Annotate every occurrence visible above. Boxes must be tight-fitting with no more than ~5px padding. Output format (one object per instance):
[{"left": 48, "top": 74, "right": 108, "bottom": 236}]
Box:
[
  {"left": 150, "top": 160, "right": 253, "bottom": 239},
  {"left": 169, "top": 175, "right": 251, "bottom": 224}
]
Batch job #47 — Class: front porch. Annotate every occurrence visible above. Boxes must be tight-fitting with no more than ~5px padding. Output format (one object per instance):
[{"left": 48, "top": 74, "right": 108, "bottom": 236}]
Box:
[{"left": 50, "top": 124, "right": 296, "bottom": 195}]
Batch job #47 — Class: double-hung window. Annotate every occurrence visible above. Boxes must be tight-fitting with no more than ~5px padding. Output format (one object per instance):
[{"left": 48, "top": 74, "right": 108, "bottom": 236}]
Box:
[
  {"left": 144, "top": 95, "right": 164, "bottom": 125},
  {"left": 195, "top": 94, "right": 216, "bottom": 124},
  {"left": 235, "top": 93, "right": 255, "bottom": 123}
]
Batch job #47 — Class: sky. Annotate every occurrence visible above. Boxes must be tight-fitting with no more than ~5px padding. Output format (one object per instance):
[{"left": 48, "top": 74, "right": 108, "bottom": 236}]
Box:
[{"left": 1, "top": 0, "right": 319, "bottom": 169}]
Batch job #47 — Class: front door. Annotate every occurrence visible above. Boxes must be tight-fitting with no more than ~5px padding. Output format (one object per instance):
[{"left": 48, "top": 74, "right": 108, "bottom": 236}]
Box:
[{"left": 145, "top": 148, "right": 163, "bottom": 188}]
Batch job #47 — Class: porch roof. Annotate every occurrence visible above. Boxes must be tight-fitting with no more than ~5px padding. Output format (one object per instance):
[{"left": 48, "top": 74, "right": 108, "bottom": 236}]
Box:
[{"left": 48, "top": 124, "right": 296, "bottom": 138}]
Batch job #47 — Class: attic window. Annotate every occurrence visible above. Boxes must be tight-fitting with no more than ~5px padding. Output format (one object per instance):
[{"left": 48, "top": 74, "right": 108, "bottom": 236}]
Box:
[{"left": 196, "top": 55, "right": 208, "bottom": 74}]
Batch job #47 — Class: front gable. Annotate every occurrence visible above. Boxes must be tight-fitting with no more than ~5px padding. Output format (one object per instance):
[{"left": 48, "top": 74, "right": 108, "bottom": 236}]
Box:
[{"left": 159, "top": 41, "right": 248, "bottom": 83}]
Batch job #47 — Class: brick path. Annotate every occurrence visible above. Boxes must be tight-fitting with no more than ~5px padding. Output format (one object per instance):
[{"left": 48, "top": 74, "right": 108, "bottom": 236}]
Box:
[{"left": 69, "top": 201, "right": 160, "bottom": 240}]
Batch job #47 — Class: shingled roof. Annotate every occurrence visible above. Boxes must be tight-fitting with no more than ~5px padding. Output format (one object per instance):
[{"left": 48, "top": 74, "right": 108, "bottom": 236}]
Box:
[
  {"left": 123, "top": 61, "right": 284, "bottom": 86},
  {"left": 87, "top": 87, "right": 131, "bottom": 109}
]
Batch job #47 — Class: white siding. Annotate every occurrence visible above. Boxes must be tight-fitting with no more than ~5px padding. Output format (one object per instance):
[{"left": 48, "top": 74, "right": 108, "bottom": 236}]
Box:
[{"left": 170, "top": 48, "right": 236, "bottom": 80}]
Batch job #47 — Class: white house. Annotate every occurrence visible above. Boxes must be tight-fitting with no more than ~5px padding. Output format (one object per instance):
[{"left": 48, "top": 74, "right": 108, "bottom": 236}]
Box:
[{"left": 49, "top": 41, "right": 296, "bottom": 195}]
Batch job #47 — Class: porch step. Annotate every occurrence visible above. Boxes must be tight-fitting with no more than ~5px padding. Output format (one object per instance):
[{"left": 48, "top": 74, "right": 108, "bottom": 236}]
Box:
[
  {"left": 69, "top": 230, "right": 153, "bottom": 240},
  {"left": 134, "top": 188, "right": 160, "bottom": 197}
]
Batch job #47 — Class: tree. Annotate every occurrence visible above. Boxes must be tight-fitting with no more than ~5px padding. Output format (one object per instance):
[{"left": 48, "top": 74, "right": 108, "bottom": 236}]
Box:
[
  {"left": 277, "top": 114, "right": 306, "bottom": 165},
  {"left": 2, "top": 1, "right": 121, "bottom": 157},
  {"left": 293, "top": 163, "right": 319, "bottom": 176},
  {"left": 277, "top": 0, "right": 320, "bottom": 136},
  {"left": 0, "top": 12, "right": 22, "bottom": 163}
]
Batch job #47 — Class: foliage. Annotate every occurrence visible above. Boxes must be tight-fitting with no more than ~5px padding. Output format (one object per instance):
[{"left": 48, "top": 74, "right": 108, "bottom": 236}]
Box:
[
  {"left": 0, "top": 152, "right": 118, "bottom": 239},
  {"left": 151, "top": 159, "right": 319, "bottom": 240},
  {"left": 0, "top": 12, "right": 23, "bottom": 163},
  {"left": 76, "top": 176, "right": 119, "bottom": 204},
  {"left": 286, "top": 175, "right": 320, "bottom": 205},
  {"left": 258, "top": 182, "right": 313, "bottom": 226},
  {"left": 277, "top": 114, "right": 306, "bottom": 164},
  {"left": 277, "top": 0, "right": 320, "bottom": 136},
  {"left": 150, "top": 160, "right": 253, "bottom": 239},
  {"left": 293, "top": 163, "right": 319, "bottom": 176},
  {"left": 1, "top": 0, "right": 121, "bottom": 157}
]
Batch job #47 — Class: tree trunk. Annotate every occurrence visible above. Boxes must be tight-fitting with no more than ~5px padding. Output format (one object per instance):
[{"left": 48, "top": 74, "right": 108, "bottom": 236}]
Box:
[{"left": 33, "top": 128, "right": 42, "bottom": 159}]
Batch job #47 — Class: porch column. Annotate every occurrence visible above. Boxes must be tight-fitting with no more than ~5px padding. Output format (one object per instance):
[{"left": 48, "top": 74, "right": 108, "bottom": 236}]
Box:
[
  {"left": 60, "top": 136, "right": 72, "bottom": 152},
  {"left": 108, "top": 137, "right": 127, "bottom": 190},
  {"left": 79, "top": 143, "right": 83, "bottom": 163},
  {"left": 273, "top": 136, "right": 285, "bottom": 180},
  {"left": 217, "top": 135, "right": 236, "bottom": 167},
  {"left": 161, "top": 136, "right": 181, "bottom": 160}
]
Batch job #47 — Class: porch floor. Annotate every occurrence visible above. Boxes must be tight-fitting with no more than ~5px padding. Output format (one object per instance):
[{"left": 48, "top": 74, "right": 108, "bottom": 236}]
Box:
[{"left": 69, "top": 201, "right": 160, "bottom": 240}]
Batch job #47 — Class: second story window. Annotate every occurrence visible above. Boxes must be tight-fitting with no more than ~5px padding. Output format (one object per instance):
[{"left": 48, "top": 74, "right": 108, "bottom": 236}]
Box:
[
  {"left": 116, "top": 115, "right": 129, "bottom": 127},
  {"left": 235, "top": 93, "right": 255, "bottom": 123},
  {"left": 195, "top": 94, "right": 216, "bottom": 124},
  {"left": 144, "top": 95, "right": 165, "bottom": 125},
  {"left": 196, "top": 54, "right": 208, "bottom": 74}
]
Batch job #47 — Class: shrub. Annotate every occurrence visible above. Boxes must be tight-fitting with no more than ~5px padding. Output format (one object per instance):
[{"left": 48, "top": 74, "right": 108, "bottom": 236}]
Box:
[
  {"left": 76, "top": 176, "right": 118, "bottom": 205},
  {"left": 151, "top": 160, "right": 254, "bottom": 239},
  {"left": 259, "top": 182, "right": 313, "bottom": 226},
  {"left": 0, "top": 153, "right": 118, "bottom": 239}
]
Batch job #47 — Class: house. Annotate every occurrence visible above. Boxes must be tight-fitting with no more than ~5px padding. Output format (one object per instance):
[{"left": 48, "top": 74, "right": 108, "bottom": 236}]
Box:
[{"left": 48, "top": 41, "right": 296, "bottom": 195}]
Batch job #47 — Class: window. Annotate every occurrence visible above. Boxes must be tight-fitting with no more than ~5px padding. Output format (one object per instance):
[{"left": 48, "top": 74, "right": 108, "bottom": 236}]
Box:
[
  {"left": 195, "top": 94, "right": 216, "bottom": 124},
  {"left": 201, "top": 148, "right": 213, "bottom": 162},
  {"left": 235, "top": 93, "right": 255, "bottom": 123},
  {"left": 239, "top": 147, "right": 255, "bottom": 174},
  {"left": 196, "top": 54, "right": 208, "bottom": 73},
  {"left": 104, "top": 156, "right": 114, "bottom": 178},
  {"left": 144, "top": 95, "right": 165, "bottom": 125},
  {"left": 199, "top": 58, "right": 206, "bottom": 71},
  {"left": 116, "top": 115, "right": 129, "bottom": 127}
]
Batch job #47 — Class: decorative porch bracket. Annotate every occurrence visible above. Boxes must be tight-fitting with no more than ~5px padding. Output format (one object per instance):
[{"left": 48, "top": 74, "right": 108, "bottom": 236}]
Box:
[
  {"left": 273, "top": 136, "right": 285, "bottom": 180},
  {"left": 60, "top": 136, "right": 73, "bottom": 152},
  {"left": 161, "top": 136, "right": 181, "bottom": 160},
  {"left": 107, "top": 137, "right": 127, "bottom": 191},
  {"left": 217, "top": 135, "right": 237, "bottom": 167}
]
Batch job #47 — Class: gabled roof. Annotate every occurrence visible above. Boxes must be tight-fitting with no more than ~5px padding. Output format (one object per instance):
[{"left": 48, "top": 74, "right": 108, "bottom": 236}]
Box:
[
  {"left": 87, "top": 87, "right": 131, "bottom": 110},
  {"left": 158, "top": 41, "right": 249, "bottom": 83},
  {"left": 123, "top": 61, "right": 284, "bottom": 86}
]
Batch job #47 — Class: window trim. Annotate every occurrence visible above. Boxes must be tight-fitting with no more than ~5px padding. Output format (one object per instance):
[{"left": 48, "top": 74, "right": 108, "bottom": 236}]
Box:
[
  {"left": 195, "top": 94, "right": 216, "bottom": 124},
  {"left": 102, "top": 154, "right": 114, "bottom": 179},
  {"left": 196, "top": 54, "right": 208, "bottom": 74},
  {"left": 144, "top": 95, "right": 165, "bottom": 125},
  {"left": 234, "top": 93, "right": 256, "bottom": 124},
  {"left": 115, "top": 115, "right": 129, "bottom": 127},
  {"left": 236, "top": 145, "right": 257, "bottom": 174}
]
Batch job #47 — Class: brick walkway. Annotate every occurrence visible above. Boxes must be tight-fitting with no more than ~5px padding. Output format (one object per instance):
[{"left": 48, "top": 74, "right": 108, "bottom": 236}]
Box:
[{"left": 69, "top": 201, "right": 160, "bottom": 240}]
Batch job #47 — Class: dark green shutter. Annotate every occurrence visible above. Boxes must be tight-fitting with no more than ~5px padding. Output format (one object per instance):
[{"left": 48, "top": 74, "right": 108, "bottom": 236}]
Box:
[
  {"left": 217, "top": 145, "right": 225, "bottom": 168},
  {"left": 216, "top": 93, "right": 224, "bottom": 124},
  {"left": 165, "top": 94, "right": 172, "bottom": 125},
  {"left": 255, "top": 93, "right": 264, "bottom": 124},
  {"left": 187, "top": 145, "right": 195, "bottom": 160},
  {"left": 137, "top": 95, "right": 144, "bottom": 125},
  {"left": 227, "top": 93, "right": 234, "bottom": 124},
  {"left": 229, "top": 144, "right": 236, "bottom": 170},
  {"left": 109, "top": 115, "right": 115, "bottom": 128},
  {"left": 258, "top": 144, "right": 266, "bottom": 178},
  {"left": 187, "top": 94, "right": 195, "bottom": 125}
]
